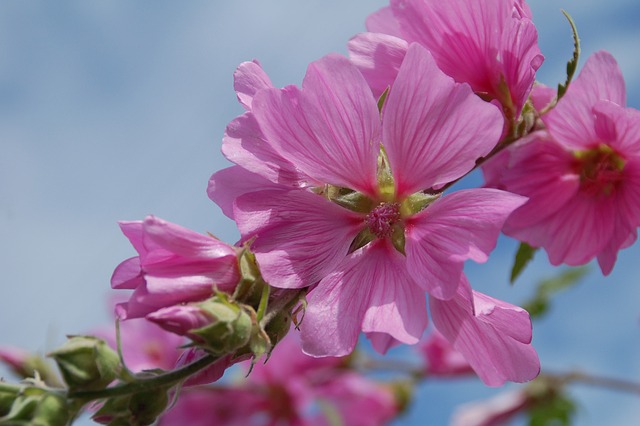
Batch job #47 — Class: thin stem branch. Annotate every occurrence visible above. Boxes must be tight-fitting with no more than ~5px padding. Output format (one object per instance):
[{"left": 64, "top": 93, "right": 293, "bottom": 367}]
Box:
[
  {"left": 67, "top": 353, "right": 219, "bottom": 401},
  {"left": 550, "top": 370, "right": 640, "bottom": 395}
]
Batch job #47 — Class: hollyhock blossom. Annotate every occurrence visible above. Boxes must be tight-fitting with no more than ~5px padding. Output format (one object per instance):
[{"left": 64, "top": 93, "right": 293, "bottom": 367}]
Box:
[
  {"left": 493, "top": 52, "right": 640, "bottom": 274},
  {"left": 157, "top": 334, "right": 397, "bottom": 426},
  {"left": 348, "top": 0, "right": 543, "bottom": 122},
  {"left": 417, "top": 330, "right": 474, "bottom": 377},
  {"left": 430, "top": 276, "right": 540, "bottom": 386},
  {"left": 209, "top": 44, "right": 528, "bottom": 359},
  {"left": 451, "top": 390, "right": 529, "bottom": 426},
  {"left": 111, "top": 215, "right": 240, "bottom": 319}
]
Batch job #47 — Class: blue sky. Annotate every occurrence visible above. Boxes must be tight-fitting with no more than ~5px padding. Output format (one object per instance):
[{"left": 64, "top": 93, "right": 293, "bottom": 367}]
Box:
[{"left": 1, "top": 1, "right": 640, "bottom": 424}]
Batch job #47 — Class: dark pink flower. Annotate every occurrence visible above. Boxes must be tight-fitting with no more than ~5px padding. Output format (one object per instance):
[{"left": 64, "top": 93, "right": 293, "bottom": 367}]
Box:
[
  {"left": 111, "top": 215, "right": 240, "bottom": 318},
  {"left": 494, "top": 52, "right": 640, "bottom": 274},
  {"left": 158, "top": 333, "right": 396, "bottom": 426},
  {"left": 349, "top": 0, "right": 543, "bottom": 121},
  {"left": 210, "top": 45, "right": 528, "bottom": 360}
]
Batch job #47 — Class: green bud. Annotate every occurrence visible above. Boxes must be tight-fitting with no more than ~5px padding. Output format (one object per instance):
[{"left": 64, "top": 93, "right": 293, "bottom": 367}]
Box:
[
  {"left": 190, "top": 294, "right": 253, "bottom": 355},
  {"left": 48, "top": 336, "right": 121, "bottom": 391},
  {"left": 93, "top": 385, "right": 170, "bottom": 426},
  {"left": 0, "top": 388, "right": 69, "bottom": 426}
]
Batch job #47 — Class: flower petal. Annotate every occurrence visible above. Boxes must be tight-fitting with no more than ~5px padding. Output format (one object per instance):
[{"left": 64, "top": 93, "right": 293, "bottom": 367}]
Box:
[
  {"left": 207, "top": 166, "right": 290, "bottom": 219},
  {"left": 406, "top": 189, "right": 527, "bottom": 299},
  {"left": 365, "top": 6, "right": 403, "bottom": 37},
  {"left": 252, "top": 54, "right": 380, "bottom": 195},
  {"left": 221, "top": 112, "right": 307, "bottom": 187},
  {"left": 233, "top": 60, "right": 274, "bottom": 110},
  {"left": 543, "top": 51, "right": 627, "bottom": 150},
  {"left": 383, "top": 43, "right": 502, "bottom": 196},
  {"left": 234, "top": 189, "right": 362, "bottom": 289},
  {"left": 430, "top": 276, "right": 540, "bottom": 386},
  {"left": 347, "top": 32, "right": 408, "bottom": 99},
  {"left": 361, "top": 241, "right": 428, "bottom": 349}
]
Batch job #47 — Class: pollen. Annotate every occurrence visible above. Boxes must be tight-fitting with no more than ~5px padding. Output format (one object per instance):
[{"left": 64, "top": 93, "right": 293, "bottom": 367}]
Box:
[{"left": 365, "top": 202, "right": 401, "bottom": 238}]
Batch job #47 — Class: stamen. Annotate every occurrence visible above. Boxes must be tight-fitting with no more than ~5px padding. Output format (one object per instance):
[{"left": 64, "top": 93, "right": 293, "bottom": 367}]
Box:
[{"left": 365, "top": 202, "right": 401, "bottom": 238}]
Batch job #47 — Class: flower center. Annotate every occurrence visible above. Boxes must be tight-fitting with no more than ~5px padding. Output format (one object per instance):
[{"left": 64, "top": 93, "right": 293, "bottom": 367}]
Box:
[
  {"left": 574, "top": 144, "right": 625, "bottom": 197},
  {"left": 365, "top": 202, "right": 400, "bottom": 238}
]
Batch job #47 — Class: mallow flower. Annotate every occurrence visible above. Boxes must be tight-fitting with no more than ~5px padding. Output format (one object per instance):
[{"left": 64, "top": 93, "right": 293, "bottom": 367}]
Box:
[
  {"left": 209, "top": 43, "right": 529, "bottom": 360},
  {"left": 491, "top": 51, "right": 640, "bottom": 274},
  {"left": 111, "top": 215, "right": 240, "bottom": 319},
  {"left": 158, "top": 333, "right": 397, "bottom": 426},
  {"left": 348, "top": 0, "right": 543, "bottom": 124}
]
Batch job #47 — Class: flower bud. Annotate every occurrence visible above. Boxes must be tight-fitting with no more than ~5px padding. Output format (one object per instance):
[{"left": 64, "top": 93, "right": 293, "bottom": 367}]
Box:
[
  {"left": 92, "top": 384, "right": 170, "bottom": 426},
  {"left": 0, "top": 346, "right": 63, "bottom": 387},
  {"left": 47, "top": 336, "right": 121, "bottom": 391},
  {"left": 188, "top": 295, "right": 253, "bottom": 354},
  {"left": 0, "top": 387, "right": 70, "bottom": 426}
]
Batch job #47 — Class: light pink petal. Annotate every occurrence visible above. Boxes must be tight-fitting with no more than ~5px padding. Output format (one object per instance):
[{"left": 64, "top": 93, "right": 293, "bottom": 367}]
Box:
[
  {"left": 596, "top": 101, "right": 640, "bottom": 157},
  {"left": 480, "top": 147, "right": 511, "bottom": 189},
  {"left": 117, "top": 221, "right": 146, "bottom": 256},
  {"left": 300, "top": 252, "right": 372, "bottom": 357},
  {"left": 361, "top": 241, "right": 428, "bottom": 349},
  {"left": 252, "top": 54, "right": 380, "bottom": 195},
  {"left": 233, "top": 60, "right": 274, "bottom": 110},
  {"left": 116, "top": 280, "right": 213, "bottom": 320},
  {"left": 147, "top": 305, "right": 213, "bottom": 338},
  {"left": 207, "top": 165, "right": 290, "bottom": 219},
  {"left": 111, "top": 256, "right": 144, "bottom": 289},
  {"left": 347, "top": 32, "right": 408, "bottom": 98},
  {"left": 234, "top": 189, "right": 362, "bottom": 289},
  {"left": 141, "top": 216, "right": 237, "bottom": 261},
  {"left": 365, "top": 6, "right": 403, "bottom": 37},
  {"left": 452, "top": 390, "right": 529, "bottom": 426},
  {"left": 544, "top": 51, "right": 627, "bottom": 150},
  {"left": 501, "top": 134, "right": 580, "bottom": 229},
  {"left": 430, "top": 277, "right": 540, "bottom": 386},
  {"left": 383, "top": 44, "right": 503, "bottom": 197},
  {"left": 221, "top": 112, "right": 307, "bottom": 187},
  {"left": 406, "top": 189, "right": 527, "bottom": 299},
  {"left": 501, "top": 17, "right": 544, "bottom": 116}
]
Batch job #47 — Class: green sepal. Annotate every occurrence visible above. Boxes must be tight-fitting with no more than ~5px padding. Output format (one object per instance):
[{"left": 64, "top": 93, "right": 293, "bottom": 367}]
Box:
[
  {"left": 377, "top": 86, "right": 390, "bottom": 113},
  {"left": 510, "top": 242, "right": 538, "bottom": 283},
  {"left": 400, "top": 192, "right": 440, "bottom": 217},
  {"left": 189, "top": 294, "right": 253, "bottom": 355}
]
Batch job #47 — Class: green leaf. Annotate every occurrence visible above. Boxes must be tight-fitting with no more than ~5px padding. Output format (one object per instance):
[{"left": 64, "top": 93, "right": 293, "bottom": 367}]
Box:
[
  {"left": 528, "top": 393, "right": 576, "bottom": 426},
  {"left": 556, "top": 10, "right": 581, "bottom": 101},
  {"left": 511, "top": 242, "right": 538, "bottom": 283},
  {"left": 523, "top": 267, "right": 589, "bottom": 319}
]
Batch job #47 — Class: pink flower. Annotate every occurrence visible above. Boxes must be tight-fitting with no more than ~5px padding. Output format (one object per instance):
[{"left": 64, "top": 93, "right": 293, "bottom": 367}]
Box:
[
  {"left": 111, "top": 215, "right": 240, "bottom": 319},
  {"left": 451, "top": 389, "right": 529, "bottom": 426},
  {"left": 494, "top": 52, "right": 640, "bottom": 274},
  {"left": 430, "top": 276, "right": 540, "bottom": 386},
  {"left": 349, "top": 0, "right": 543, "bottom": 121},
  {"left": 158, "top": 333, "right": 397, "bottom": 426},
  {"left": 417, "top": 330, "right": 474, "bottom": 377},
  {"left": 211, "top": 44, "right": 526, "bottom": 357}
]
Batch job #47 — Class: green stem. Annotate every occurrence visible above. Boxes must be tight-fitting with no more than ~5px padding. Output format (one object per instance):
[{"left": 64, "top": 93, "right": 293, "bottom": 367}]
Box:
[
  {"left": 67, "top": 353, "right": 219, "bottom": 401},
  {"left": 255, "top": 282, "right": 270, "bottom": 323}
]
